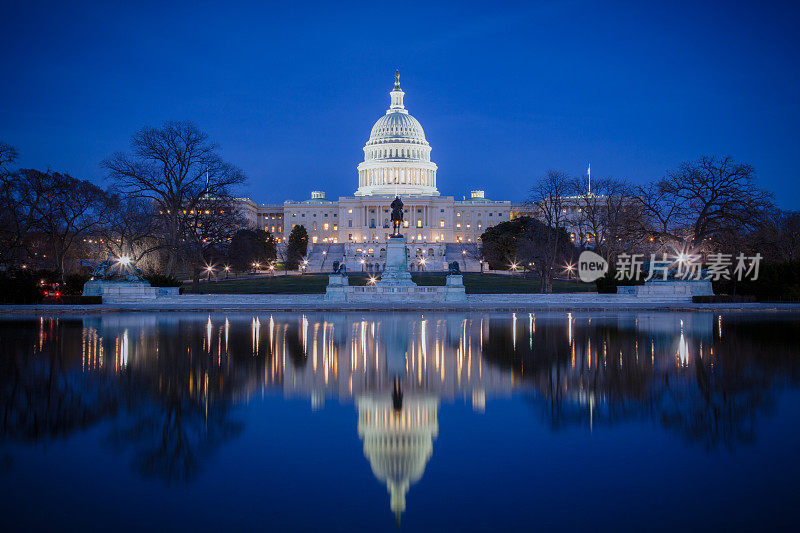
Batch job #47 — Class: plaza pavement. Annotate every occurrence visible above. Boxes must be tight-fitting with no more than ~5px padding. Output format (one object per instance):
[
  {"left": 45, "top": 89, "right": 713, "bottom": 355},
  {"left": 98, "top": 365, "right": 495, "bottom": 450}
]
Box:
[{"left": 1, "top": 293, "right": 799, "bottom": 314}]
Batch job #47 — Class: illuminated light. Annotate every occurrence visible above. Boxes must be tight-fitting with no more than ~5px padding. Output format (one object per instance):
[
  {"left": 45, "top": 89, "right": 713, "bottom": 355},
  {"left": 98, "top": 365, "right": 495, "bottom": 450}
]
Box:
[
  {"left": 367, "top": 276, "right": 377, "bottom": 285},
  {"left": 117, "top": 256, "right": 131, "bottom": 265},
  {"left": 224, "top": 265, "right": 230, "bottom": 271}
]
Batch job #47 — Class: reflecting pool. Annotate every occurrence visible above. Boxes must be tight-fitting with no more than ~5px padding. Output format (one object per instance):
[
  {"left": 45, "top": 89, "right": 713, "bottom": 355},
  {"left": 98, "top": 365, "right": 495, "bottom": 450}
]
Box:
[{"left": 1, "top": 311, "right": 799, "bottom": 531}]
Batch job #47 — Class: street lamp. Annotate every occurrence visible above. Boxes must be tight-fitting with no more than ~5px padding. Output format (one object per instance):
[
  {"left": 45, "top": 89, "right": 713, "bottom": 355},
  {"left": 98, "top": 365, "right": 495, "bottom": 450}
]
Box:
[
  {"left": 224, "top": 265, "right": 230, "bottom": 279},
  {"left": 360, "top": 258, "right": 365, "bottom": 272},
  {"left": 205, "top": 264, "right": 214, "bottom": 281}
]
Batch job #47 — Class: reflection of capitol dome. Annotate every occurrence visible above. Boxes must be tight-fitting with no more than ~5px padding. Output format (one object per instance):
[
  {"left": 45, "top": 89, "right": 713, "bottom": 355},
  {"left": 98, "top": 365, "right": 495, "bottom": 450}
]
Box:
[
  {"left": 355, "top": 70, "right": 439, "bottom": 197},
  {"left": 357, "top": 394, "right": 439, "bottom": 522}
]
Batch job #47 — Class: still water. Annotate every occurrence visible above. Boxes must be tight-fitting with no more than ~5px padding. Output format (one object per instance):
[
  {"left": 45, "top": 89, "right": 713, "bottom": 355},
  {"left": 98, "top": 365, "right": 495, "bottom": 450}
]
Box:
[{"left": 0, "top": 311, "right": 799, "bottom": 531}]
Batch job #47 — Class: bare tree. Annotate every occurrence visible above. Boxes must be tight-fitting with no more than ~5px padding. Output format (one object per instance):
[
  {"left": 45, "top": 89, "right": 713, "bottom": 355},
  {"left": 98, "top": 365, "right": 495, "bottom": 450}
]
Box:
[
  {"left": 103, "top": 121, "right": 246, "bottom": 275},
  {"left": 0, "top": 143, "right": 32, "bottom": 267},
  {"left": 571, "top": 176, "right": 644, "bottom": 260},
  {"left": 99, "top": 196, "right": 164, "bottom": 267},
  {"left": 637, "top": 156, "right": 774, "bottom": 252},
  {"left": 0, "top": 142, "right": 18, "bottom": 174},
  {"left": 24, "top": 170, "right": 115, "bottom": 278},
  {"left": 182, "top": 195, "right": 244, "bottom": 291},
  {"left": 748, "top": 209, "right": 800, "bottom": 262},
  {"left": 527, "top": 170, "right": 572, "bottom": 292}
]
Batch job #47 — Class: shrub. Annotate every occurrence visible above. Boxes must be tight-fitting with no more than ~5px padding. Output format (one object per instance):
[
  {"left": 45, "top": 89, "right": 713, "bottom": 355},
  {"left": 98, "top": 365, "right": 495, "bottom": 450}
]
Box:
[
  {"left": 693, "top": 295, "right": 756, "bottom": 303},
  {"left": 144, "top": 273, "right": 183, "bottom": 287},
  {"left": 64, "top": 273, "right": 91, "bottom": 295},
  {"left": 0, "top": 271, "right": 43, "bottom": 304},
  {"left": 595, "top": 267, "right": 644, "bottom": 294},
  {"left": 712, "top": 260, "right": 800, "bottom": 302}
]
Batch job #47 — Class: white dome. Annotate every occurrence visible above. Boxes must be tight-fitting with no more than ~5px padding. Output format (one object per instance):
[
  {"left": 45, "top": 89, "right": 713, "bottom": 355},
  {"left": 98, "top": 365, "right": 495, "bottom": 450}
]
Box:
[
  {"left": 368, "top": 113, "right": 428, "bottom": 147},
  {"left": 356, "top": 71, "right": 439, "bottom": 197}
]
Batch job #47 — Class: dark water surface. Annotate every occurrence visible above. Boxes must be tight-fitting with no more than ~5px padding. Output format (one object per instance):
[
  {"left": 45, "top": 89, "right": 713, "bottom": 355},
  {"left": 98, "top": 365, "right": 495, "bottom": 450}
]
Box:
[{"left": 1, "top": 311, "right": 799, "bottom": 531}]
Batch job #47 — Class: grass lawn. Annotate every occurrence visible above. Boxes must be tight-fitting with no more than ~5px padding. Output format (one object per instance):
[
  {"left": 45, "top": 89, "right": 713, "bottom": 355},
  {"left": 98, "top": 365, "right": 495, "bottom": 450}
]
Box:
[{"left": 188, "top": 273, "right": 594, "bottom": 294}]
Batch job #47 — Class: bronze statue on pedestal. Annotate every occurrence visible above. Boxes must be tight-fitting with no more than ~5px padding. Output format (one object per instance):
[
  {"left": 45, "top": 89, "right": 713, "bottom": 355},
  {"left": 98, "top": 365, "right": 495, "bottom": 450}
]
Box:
[{"left": 390, "top": 196, "right": 404, "bottom": 237}]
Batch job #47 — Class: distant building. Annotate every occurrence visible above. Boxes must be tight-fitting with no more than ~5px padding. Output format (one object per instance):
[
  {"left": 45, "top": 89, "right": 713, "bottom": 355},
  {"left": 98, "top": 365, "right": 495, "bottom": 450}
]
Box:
[{"left": 235, "top": 72, "right": 519, "bottom": 272}]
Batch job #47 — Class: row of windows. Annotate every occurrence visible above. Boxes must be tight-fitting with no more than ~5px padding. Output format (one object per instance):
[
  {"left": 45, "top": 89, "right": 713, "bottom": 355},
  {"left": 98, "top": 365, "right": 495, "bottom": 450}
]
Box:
[
  {"left": 291, "top": 223, "right": 338, "bottom": 232},
  {"left": 346, "top": 233, "right": 449, "bottom": 243},
  {"left": 367, "top": 147, "right": 427, "bottom": 159},
  {"left": 456, "top": 211, "right": 504, "bottom": 217},
  {"left": 290, "top": 212, "right": 337, "bottom": 218}
]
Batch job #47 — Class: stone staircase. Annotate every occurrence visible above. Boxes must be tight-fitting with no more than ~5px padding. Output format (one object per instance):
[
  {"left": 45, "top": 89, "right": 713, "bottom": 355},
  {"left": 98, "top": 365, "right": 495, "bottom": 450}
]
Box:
[
  {"left": 305, "top": 243, "right": 345, "bottom": 272},
  {"left": 444, "top": 243, "right": 482, "bottom": 271}
]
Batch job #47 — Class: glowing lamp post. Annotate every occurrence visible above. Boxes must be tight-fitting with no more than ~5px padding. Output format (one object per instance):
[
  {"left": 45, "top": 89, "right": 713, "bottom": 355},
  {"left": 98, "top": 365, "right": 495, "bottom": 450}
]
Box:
[{"left": 564, "top": 263, "right": 575, "bottom": 280}]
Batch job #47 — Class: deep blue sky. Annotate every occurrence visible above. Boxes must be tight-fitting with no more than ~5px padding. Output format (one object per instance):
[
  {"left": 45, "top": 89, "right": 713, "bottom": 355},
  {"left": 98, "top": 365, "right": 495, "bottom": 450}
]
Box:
[{"left": 1, "top": 1, "right": 799, "bottom": 208}]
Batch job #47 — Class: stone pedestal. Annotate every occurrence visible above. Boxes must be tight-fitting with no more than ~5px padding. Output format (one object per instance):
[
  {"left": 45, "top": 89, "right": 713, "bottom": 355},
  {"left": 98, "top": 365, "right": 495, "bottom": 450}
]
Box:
[
  {"left": 323, "top": 237, "right": 469, "bottom": 303},
  {"left": 377, "top": 236, "right": 415, "bottom": 287},
  {"left": 618, "top": 280, "right": 714, "bottom": 299},
  {"left": 443, "top": 274, "right": 467, "bottom": 302},
  {"left": 82, "top": 280, "right": 158, "bottom": 303},
  {"left": 323, "top": 274, "right": 349, "bottom": 302}
]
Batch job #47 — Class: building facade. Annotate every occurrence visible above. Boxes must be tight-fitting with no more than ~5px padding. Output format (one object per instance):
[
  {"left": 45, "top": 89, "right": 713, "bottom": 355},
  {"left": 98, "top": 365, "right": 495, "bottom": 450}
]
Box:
[{"left": 238, "top": 72, "right": 520, "bottom": 272}]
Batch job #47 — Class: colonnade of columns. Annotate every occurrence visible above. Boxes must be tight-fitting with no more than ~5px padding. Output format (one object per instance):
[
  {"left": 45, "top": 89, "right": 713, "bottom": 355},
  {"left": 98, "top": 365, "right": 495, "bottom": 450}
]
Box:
[{"left": 358, "top": 166, "right": 435, "bottom": 188}]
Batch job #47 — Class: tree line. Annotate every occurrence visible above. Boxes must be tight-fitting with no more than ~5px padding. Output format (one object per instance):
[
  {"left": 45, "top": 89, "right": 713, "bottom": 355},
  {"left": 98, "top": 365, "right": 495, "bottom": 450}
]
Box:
[
  {"left": 481, "top": 157, "right": 800, "bottom": 293},
  {"left": 1, "top": 122, "right": 311, "bottom": 292}
]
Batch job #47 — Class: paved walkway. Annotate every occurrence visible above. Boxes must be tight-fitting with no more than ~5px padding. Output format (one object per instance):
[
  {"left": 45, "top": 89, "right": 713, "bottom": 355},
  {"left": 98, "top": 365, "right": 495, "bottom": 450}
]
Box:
[{"left": 2, "top": 294, "right": 799, "bottom": 314}]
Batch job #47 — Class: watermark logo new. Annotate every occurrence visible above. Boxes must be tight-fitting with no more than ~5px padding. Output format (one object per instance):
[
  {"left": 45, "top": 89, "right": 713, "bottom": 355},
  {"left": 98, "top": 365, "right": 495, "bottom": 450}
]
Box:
[{"left": 578, "top": 251, "right": 608, "bottom": 282}]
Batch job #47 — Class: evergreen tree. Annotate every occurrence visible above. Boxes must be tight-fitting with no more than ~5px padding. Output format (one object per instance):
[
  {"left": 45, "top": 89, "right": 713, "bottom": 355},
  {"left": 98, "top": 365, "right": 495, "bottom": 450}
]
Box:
[
  {"left": 228, "top": 228, "right": 275, "bottom": 271},
  {"left": 285, "top": 225, "right": 308, "bottom": 270}
]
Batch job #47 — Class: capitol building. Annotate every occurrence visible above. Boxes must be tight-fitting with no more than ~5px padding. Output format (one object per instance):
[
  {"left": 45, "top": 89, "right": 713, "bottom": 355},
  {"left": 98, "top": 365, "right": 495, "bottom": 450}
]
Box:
[{"left": 237, "top": 72, "right": 520, "bottom": 272}]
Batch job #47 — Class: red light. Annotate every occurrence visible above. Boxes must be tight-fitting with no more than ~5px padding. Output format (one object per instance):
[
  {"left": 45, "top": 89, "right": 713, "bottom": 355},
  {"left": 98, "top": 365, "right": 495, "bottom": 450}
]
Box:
[{"left": 54, "top": 292, "right": 61, "bottom": 298}]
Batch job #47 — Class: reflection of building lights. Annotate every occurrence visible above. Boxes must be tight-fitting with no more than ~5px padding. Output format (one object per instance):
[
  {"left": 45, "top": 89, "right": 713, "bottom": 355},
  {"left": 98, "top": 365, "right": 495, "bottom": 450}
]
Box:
[
  {"left": 567, "top": 312, "right": 573, "bottom": 343},
  {"left": 677, "top": 319, "right": 689, "bottom": 366}
]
